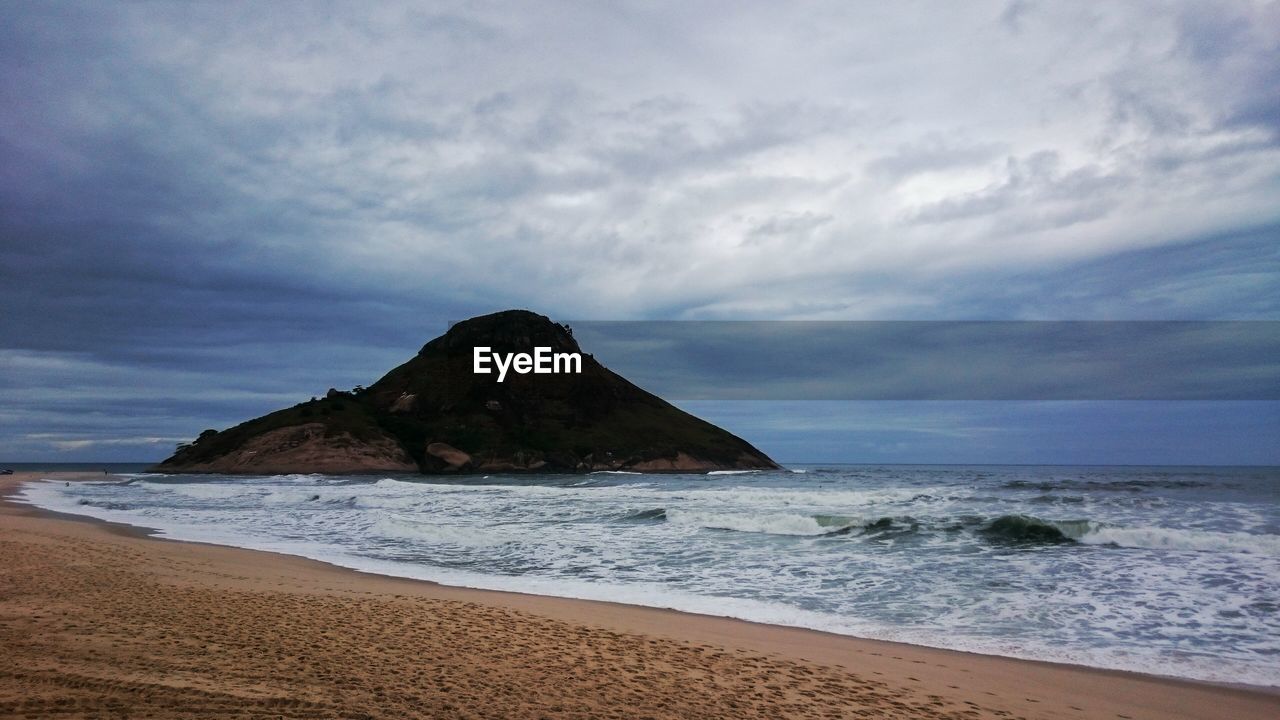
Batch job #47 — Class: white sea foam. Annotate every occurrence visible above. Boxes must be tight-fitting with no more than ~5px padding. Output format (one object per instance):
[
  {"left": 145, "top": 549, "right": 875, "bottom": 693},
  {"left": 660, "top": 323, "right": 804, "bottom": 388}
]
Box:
[
  {"left": 262, "top": 488, "right": 328, "bottom": 504},
  {"left": 356, "top": 477, "right": 950, "bottom": 507},
  {"left": 279, "top": 473, "right": 326, "bottom": 483},
  {"left": 373, "top": 477, "right": 425, "bottom": 488},
  {"left": 1078, "top": 524, "right": 1280, "bottom": 556},
  {"left": 665, "top": 509, "right": 862, "bottom": 536},
  {"left": 139, "top": 481, "right": 252, "bottom": 499},
  {"left": 354, "top": 493, "right": 426, "bottom": 510},
  {"left": 372, "top": 513, "right": 510, "bottom": 547}
]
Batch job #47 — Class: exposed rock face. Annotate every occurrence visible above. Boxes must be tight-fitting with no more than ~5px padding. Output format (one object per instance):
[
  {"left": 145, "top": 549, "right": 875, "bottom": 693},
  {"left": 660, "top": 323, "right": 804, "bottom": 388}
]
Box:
[
  {"left": 424, "top": 442, "right": 472, "bottom": 472},
  {"left": 628, "top": 452, "right": 748, "bottom": 472},
  {"left": 163, "top": 423, "right": 417, "bottom": 475},
  {"left": 154, "top": 310, "right": 780, "bottom": 474}
]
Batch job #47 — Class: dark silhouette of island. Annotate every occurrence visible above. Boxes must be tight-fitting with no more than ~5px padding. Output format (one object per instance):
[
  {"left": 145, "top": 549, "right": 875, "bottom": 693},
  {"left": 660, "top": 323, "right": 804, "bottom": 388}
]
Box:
[{"left": 153, "top": 310, "right": 779, "bottom": 474}]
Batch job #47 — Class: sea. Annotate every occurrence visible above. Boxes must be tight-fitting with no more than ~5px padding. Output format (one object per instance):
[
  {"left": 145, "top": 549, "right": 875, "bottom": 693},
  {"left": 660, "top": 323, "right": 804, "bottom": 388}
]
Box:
[{"left": 15, "top": 464, "right": 1280, "bottom": 687}]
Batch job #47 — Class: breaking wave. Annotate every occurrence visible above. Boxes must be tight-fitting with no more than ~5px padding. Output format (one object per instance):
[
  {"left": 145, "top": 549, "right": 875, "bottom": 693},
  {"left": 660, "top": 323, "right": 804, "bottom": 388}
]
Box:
[
  {"left": 665, "top": 510, "right": 866, "bottom": 536},
  {"left": 978, "top": 515, "right": 1280, "bottom": 555},
  {"left": 980, "top": 514, "right": 1077, "bottom": 544},
  {"left": 652, "top": 509, "right": 1280, "bottom": 555},
  {"left": 620, "top": 508, "right": 668, "bottom": 522},
  {"left": 1002, "top": 478, "right": 1216, "bottom": 492},
  {"left": 1078, "top": 525, "right": 1280, "bottom": 555}
]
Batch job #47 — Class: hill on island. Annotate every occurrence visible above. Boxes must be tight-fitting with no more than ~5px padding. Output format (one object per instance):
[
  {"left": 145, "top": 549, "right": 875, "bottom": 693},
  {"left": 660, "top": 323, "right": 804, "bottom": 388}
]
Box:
[{"left": 153, "top": 310, "right": 779, "bottom": 474}]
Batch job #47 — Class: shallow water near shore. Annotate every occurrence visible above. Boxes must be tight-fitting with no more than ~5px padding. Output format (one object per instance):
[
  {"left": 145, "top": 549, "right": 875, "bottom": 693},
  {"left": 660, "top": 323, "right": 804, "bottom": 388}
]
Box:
[{"left": 19, "top": 464, "right": 1280, "bottom": 687}]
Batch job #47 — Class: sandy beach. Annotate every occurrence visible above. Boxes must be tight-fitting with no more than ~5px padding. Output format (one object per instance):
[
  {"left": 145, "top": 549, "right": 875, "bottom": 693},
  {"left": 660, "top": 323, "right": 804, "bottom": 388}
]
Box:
[{"left": 1, "top": 473, "right": 1275, "bottom": 719}]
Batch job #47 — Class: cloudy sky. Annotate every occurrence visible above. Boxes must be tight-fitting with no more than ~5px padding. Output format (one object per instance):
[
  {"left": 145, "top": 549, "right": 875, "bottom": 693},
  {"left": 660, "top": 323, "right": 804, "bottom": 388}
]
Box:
[{"left": 2, "top": 1, "right": 1278, "bottom": 463}]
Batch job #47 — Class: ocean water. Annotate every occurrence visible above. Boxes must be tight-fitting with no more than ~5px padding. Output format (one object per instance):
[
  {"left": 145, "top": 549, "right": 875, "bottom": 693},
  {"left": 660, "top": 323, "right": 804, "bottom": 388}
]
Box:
[{"left": 17, "top": 465, "right": 1280, "bottom": 687}]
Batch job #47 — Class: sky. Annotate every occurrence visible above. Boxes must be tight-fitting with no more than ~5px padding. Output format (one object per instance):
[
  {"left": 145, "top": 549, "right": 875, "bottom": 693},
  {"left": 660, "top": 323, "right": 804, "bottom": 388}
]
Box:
[{"left": 2, "top": 1, "right": 1278, "bottom": 464}]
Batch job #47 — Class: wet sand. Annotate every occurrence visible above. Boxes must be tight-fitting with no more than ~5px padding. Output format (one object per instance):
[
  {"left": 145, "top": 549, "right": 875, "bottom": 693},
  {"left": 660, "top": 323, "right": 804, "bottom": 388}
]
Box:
[{"left": 2, "top": 472, "right": 1276, "bottom": 719}]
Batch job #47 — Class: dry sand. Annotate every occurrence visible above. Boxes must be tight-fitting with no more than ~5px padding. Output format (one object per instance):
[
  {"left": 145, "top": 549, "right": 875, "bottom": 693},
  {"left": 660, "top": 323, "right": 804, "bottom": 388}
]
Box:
[{"left": 1, "top": 472, "right": 1275, "bottom": 720}]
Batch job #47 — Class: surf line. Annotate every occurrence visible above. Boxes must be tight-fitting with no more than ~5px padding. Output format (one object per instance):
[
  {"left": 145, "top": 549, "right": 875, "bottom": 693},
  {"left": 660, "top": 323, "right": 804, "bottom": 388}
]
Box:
[{"left": 473, "top": 346, "right": 583, "bottom": 382}]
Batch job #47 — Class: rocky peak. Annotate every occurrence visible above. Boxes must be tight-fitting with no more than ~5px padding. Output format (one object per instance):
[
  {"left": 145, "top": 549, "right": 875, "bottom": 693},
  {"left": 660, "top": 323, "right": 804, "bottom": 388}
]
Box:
[
  {"left": 154, "top": 309, "right": 779, "bottom": 475},
  {"left": 421, "top": 310, "right": 582, "bottom": 358}
]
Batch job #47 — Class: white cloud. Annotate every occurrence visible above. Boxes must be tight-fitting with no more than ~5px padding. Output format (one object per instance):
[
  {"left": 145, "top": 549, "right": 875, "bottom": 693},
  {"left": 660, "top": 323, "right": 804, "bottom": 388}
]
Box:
[{"left": 9, "top": 1, "right": 1273, "bottom": 320}]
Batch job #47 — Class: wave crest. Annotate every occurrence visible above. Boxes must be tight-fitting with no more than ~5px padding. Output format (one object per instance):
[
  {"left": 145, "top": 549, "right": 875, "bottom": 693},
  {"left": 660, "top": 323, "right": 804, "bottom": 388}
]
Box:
[
  {"left": 665, "top": 510, "right": 865, "bottom": 536},
  {"left": 980, "top": 514, "right": 1075, "bottom": 544},
  {"left": 1079, "top": 525, "right": 1280, "bottom": 555}
]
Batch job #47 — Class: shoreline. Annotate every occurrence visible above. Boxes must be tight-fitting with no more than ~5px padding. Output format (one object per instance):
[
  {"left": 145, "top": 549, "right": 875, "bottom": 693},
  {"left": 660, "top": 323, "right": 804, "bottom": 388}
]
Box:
[
  {"left": 15, "top": 471, "right": 1275, "bottom": 691},
  {"left": 17, "top": 476, "right": 1274, "bottom": 693},
  {"left": 4, "top": 472, "right": 1277, "bottom": 719}
]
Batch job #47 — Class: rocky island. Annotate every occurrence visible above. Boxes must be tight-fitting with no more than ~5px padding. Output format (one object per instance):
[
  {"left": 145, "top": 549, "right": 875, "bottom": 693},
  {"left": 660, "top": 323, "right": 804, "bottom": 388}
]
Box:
[{"left": 153, "top": 310, "right": 779, "bottom": 474}]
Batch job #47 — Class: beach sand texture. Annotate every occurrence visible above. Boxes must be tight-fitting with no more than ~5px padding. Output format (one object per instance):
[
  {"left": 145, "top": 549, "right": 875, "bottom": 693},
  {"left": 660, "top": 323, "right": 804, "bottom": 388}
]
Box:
[{"left": 2, "top": 474, "right": 1276, "bottom": 719}]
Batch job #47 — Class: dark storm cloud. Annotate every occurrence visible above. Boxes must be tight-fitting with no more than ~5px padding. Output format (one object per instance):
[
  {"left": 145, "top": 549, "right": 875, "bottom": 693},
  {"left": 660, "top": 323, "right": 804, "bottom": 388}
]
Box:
[
  {"left": 900, "top": 223, "right": 1280, "bottom": 322},
  {"left": 685, "top": 401, "right": 1280, "bottom": 465},
  {"left": 1173, "top": 3, "right": 1280, "bottom": 138},
  {"left": 574, "top": 321, "right": 1280, "bottom": 400},
  {"left": 0, "top": 5, "right": 483, "bottom": 377}
]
